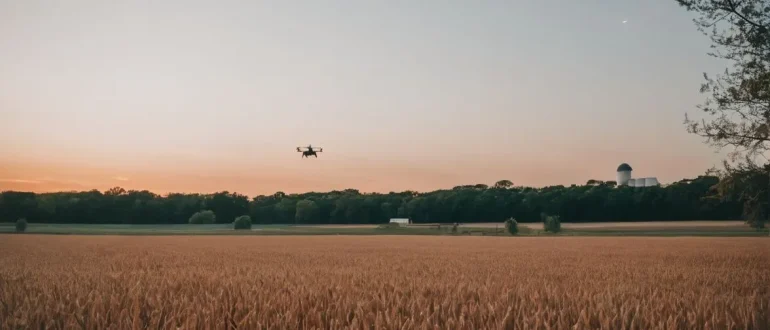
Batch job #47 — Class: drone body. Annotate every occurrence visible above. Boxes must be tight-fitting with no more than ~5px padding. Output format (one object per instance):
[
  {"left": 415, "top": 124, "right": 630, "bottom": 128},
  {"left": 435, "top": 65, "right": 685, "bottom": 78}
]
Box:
[{"left": 297, "top": 144, "right": 323, "bottom": 158}]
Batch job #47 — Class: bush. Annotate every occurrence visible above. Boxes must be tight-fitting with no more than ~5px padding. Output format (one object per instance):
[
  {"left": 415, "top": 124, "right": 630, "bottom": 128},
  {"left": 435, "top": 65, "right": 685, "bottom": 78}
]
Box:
[
  {"left": 15, "top": 218, "right": 27, "bottom": 232},
  {"left": 451, "top": 223, "right": 459, "bottom": 234},
  {"left": 742, "top": 201, "right": 765, "bottom": 229},
  {"left": 543, "top": 215, "right": 561, "bottom": 233},
  {"left": 504, "top": 218, "right": 518, "bottom": 235},
  {"left": 189, "top": 210, "right": 216, "bottom": 224},
  {"left": 233, "top": 215, "right": 252, "bottom": 230}
]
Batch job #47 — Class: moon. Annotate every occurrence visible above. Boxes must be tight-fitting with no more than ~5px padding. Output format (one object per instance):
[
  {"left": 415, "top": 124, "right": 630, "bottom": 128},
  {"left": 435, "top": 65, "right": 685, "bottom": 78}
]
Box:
[{"left": 622, "top": 20, "right": 628, "bottom": 24}]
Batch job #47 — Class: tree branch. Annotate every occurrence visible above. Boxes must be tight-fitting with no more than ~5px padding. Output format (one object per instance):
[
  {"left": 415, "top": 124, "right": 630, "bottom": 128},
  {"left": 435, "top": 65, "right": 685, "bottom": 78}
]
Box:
[{"left": 725, "top": 0, "right": 767, "bottom": 30}]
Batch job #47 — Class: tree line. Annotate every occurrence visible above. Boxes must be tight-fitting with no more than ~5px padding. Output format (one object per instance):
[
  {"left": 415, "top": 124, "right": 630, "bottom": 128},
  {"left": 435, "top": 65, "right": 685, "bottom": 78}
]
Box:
[{"left": 0, "top": 176, "right": 742, "bottom": 225}]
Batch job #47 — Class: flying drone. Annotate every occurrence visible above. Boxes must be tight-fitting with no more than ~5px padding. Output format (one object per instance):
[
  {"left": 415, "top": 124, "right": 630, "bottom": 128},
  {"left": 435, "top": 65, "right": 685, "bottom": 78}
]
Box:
[{"left": 296, "top": 144, "right": 323, "bottom": 158}]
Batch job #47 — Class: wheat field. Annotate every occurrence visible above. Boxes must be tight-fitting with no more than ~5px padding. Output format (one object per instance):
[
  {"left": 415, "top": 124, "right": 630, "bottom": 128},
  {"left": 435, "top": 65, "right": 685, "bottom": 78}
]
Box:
[{"left": 1, "top": 235, "right": 768, "bottom": 329}]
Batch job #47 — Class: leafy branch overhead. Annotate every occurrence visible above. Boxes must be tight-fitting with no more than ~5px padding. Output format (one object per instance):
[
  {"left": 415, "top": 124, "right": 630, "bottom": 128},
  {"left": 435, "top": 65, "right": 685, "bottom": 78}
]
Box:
[
  {"left": 678, "top": 0, "right": 769, "bottom": 160},
  {"left": 677, "top": 0, "right": 769, "bottom": 228}
]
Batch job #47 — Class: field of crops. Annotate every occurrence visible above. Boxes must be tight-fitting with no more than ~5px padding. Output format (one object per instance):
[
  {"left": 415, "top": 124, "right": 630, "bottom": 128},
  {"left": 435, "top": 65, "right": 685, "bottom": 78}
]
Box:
[{"left": 1, "top": 235, "right": 768, "bottom": 329}]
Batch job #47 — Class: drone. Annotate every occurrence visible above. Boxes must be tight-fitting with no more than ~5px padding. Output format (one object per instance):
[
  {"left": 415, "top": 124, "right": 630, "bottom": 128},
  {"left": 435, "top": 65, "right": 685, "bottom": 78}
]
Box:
[{"left": 296, "top": 144, "right": 323, "bottom": 158}]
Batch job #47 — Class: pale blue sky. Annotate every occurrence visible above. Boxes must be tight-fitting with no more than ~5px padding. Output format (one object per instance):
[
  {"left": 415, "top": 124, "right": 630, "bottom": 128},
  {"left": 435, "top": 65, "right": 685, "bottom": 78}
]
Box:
[{"left": 0, "top": 0, "right": 728, "bottom": 194}]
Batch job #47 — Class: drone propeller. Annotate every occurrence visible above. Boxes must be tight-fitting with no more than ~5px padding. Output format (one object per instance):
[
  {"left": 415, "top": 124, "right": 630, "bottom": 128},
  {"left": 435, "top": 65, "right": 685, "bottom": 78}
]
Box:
[{"left": 296, "top": 145, "right": 322, "bottom": 151}]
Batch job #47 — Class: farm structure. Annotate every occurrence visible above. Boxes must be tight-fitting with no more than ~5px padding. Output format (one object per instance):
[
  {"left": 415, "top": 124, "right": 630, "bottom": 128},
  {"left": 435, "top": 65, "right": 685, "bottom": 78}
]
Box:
[
  {"left": 616, "top": 163, "right": 659, "bottom": 187},
  {"left": 389, "top": 218, "right": 411, "bottom": 226}
]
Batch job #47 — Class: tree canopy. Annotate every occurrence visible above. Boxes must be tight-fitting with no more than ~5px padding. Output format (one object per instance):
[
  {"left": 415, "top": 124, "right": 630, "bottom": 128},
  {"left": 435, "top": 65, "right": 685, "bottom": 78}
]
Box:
[
  {"left": 0, "top": 176, "right": 741, "bottom": 225},
  {"left": 677, "top": 0, "right": 769, "bottom": 227}
]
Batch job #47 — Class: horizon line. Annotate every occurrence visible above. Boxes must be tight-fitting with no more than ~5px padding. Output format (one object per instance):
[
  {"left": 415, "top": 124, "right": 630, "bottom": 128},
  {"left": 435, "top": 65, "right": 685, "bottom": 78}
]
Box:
[{"left": 0, "top": 175, "right": 713, "bottom": 198}]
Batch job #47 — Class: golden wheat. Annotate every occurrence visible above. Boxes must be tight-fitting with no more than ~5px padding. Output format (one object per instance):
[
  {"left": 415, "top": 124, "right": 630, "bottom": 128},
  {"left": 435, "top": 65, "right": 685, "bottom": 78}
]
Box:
[{"left": 0, "top": 235, "right": 768, "bottom": 329}]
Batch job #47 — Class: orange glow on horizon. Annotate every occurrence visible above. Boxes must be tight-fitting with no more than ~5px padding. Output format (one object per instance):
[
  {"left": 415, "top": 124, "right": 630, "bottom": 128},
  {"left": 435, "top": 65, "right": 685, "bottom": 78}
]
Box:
[{"left": 1, "top": 148, "right": 719, "bottom": 196}]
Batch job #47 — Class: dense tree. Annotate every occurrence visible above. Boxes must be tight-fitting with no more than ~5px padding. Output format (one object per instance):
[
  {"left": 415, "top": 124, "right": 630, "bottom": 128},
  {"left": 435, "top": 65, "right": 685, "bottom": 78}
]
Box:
[
  {"left": 15, "top": 218, "right": 27, "bottom": 232},
  {"left": 0, "top": 175, "right": 743, "bottom": 225},
  {"left": 189, "top": 210, "right": 216, "bottom": 224},
  {"left": 205, "top": 192, "right": 249, "bottom": 224},
  {"left": 233, "top": 215, "right": 252, "bottom": 230},
  {"left": 380, "top": 202, "right": 396, "bottom": 220},
  {"left": 713, "top": 162, "right": 769, "bottom": 227},
  {"left": 677, "top": 0, "right": 769, "bottom": 227},
  {"left": 295, "top": 200, "right": 320, "bottom": 224},
  {"left": 543, "top": 215, "right": 561, "bottom": 233},
  {"left": 504, "top": 218, "right": 518, "bottom": 235},
  {"left": 274, "top": 198, "right": 296, "bottom": 224},
  {"left": 494, "top": 180, "right": 514, "bottom": 189}
]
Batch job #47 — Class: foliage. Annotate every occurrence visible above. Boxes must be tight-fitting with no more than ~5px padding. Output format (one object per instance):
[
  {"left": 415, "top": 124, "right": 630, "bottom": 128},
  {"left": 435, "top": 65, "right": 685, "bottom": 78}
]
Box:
[
  {"left": 15, "top": 218, "right": 27, "bottom": 232},
  {"left": 679, "top": 0, "right": 769, "bottom": 157},
  {"left": 189, "top": 210, "right": 216, "bottom": 224},
  {"left": 233, "top": 215, "right": 252, "bottom": 230},
  {"left": 712, "top": 161, "right": 768, "bottom": 229},
  {"left": 504, "top": 218, "right": 518, "bottom": 235},
  {"left": 295, "top": 200, "right": 320, "bottom": 224},
  {"left": 206, "top": 192, "right": 249, "bottom": 224},
  {"left": 0, "top": 176, "right": 743, "bottom": 225},
  {"left": 493, "top": 180, "right": 513, "bottom": 189},
  {"left": 677, "top": 0, "right": 770, "bottom": 228},
  {"left": 543, "top": 215, "right": 561, "bottom": 233},
  {"left": 378, "top": 222, "right": 401, "bottom": 229}
]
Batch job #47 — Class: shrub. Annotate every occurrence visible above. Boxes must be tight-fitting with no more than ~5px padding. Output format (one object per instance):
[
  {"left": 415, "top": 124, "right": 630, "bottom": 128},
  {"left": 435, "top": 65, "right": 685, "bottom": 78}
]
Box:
[
  {"left": 543, "top": 215, "right": 561, "bottom": 233},
  {"left": 451, "top": 223, "right": 459, "bottom": 234},
  {"left": 504, "top": 218, "right": 518, "bottom": 235},
  {"left": 378, "top": 222, "right": 401, "bottom": 229},
  {"left": 742, "top": 201, "right": 765, "bottom": 229},
  {"left": 15, "top": 218, "right": 27, "bottom": 232},
  {"left": 233, "top": 215, "right": 252, "bottom": 230},
  {"left": 189, "top": 210, "right": 216, "bottom": 224}
]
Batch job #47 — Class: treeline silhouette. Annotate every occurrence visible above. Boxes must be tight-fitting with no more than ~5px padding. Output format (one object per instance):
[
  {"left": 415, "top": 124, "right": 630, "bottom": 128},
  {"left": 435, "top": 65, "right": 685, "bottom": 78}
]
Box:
[{"left": 0, "top": 176, "right": 741, "bottom": 225}]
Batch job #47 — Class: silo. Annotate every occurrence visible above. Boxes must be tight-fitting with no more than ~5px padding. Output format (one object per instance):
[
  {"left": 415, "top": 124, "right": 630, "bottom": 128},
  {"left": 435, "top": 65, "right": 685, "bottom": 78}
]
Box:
[
  {"left": 616, "top": 163, "right": 633, "bottom": 186},
  {"left": 644, "top": 177, "right": 659, "bottom": 186}
]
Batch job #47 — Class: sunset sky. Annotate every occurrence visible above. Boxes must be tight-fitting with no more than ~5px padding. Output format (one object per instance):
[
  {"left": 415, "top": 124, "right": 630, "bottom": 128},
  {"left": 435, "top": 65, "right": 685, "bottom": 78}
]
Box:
[{"left": 1, "top": 0, "right": 728, "bottom": 196}]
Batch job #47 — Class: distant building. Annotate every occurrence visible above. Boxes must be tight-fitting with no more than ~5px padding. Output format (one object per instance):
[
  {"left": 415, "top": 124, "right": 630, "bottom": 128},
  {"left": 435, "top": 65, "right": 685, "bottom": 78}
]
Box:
[
  {"left": 616, "top": 163, "right": 633, "bottom": 186},
  {"left": 643, "top": 177, "right": 660, "bottom": 186},
  {"left": 616, "top": 163, "right": 659, "bottom": 187},
  {"left": 389, "top": 218, "right": 411, "bottom": 226}
]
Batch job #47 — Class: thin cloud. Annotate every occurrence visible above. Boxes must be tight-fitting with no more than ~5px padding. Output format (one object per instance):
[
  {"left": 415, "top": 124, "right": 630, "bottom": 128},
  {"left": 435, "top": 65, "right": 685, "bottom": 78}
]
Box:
[
  {"left": 113, "top": 176, "right": 130, "bottom": 182},
  {"left": 0, "top": 179, "right": 42, "bottom": 184}
]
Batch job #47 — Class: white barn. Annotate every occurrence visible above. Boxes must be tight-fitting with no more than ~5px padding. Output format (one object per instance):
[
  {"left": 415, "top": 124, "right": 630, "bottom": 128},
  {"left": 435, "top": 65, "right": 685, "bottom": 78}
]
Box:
[{"left": 389, "top": 218, "right": 411, "bottom": 226}]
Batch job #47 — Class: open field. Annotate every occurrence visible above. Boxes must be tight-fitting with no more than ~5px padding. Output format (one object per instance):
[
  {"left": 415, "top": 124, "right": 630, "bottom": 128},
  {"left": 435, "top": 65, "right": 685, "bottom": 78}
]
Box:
[
  {"left": 0, "top": 223, "right": 452, "bottom": 236},
  {"left": 1, "top": 220, "right": 768, "bottom": 236},
  {"left": 1, "top": 235, "right": 768, "bottom": 329},
  {"left": 301, "top": 221, "right": 768, "bottom": 236},
  {"left": 481, "top": 221, "right": 766, "bottom": 236},
  {"left": 304, "top": 221, "right": 749, "bottom": 229},
  {"left": 483, "top": 220, "right": 747, "bottom": 229}
]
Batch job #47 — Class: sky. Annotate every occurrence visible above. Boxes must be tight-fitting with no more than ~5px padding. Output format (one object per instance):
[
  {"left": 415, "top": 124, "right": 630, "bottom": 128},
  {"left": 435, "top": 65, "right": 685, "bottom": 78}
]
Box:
[{"left": 0, "top": 0, "right": 730, "bottom": 196}]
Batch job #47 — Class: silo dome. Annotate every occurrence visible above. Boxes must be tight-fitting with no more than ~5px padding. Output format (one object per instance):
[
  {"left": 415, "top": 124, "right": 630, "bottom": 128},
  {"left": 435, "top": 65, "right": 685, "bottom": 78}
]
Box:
[
  {"left": 616, "top": 163, "right": 632, "bottom": 186},
  {"left": 617, "top": 163, "right": 633, "bottom": 172}
]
